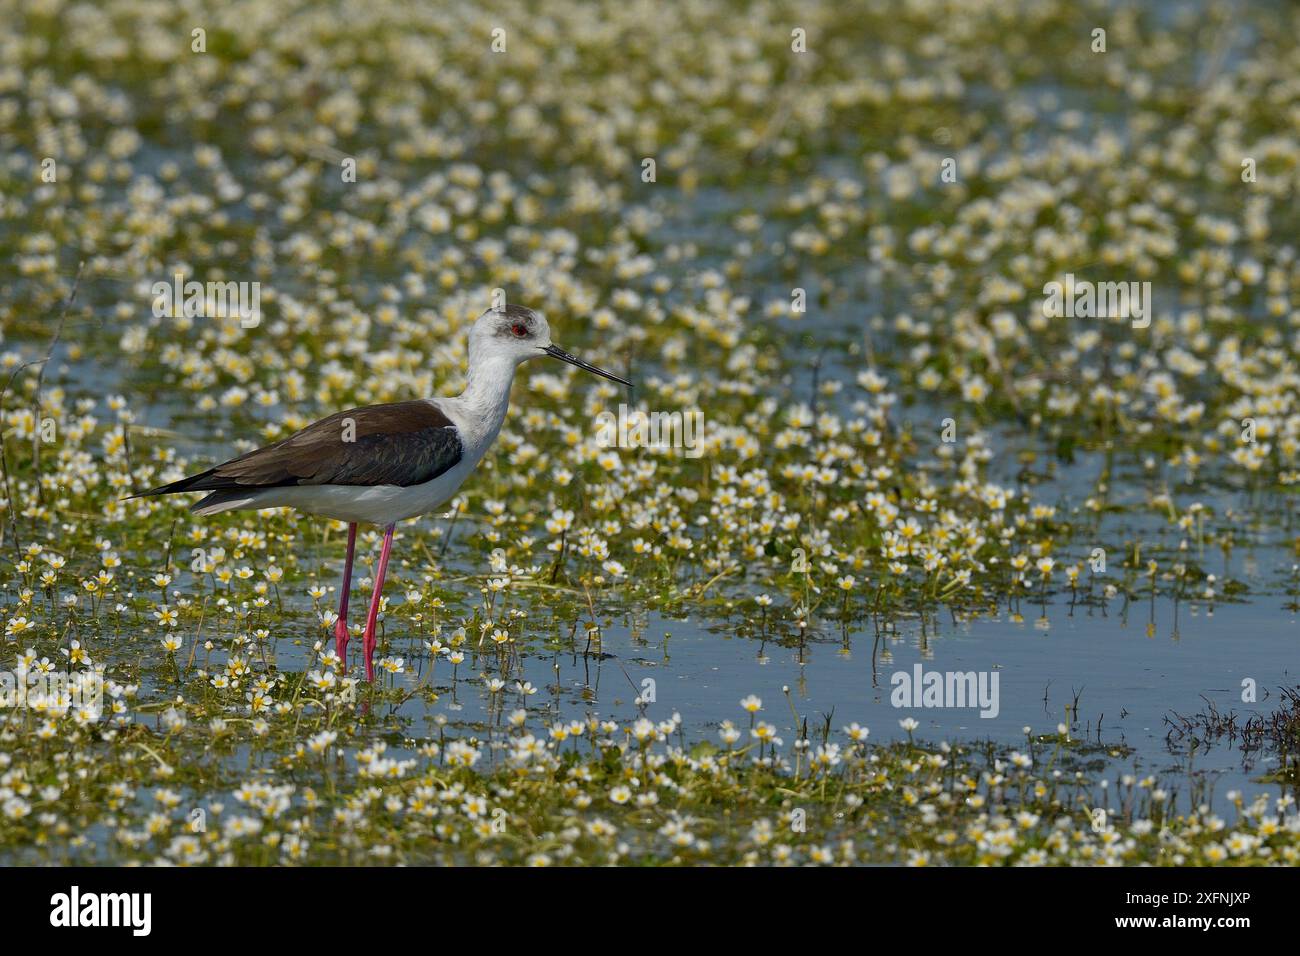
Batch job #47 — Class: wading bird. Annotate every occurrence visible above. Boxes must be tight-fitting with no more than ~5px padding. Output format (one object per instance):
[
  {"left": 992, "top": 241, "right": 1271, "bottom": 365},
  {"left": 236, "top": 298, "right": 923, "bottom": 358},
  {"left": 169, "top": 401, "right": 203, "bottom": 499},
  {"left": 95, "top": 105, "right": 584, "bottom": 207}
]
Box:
[{"left": 135, "top": 305, "right": 631, "bottom": 680}]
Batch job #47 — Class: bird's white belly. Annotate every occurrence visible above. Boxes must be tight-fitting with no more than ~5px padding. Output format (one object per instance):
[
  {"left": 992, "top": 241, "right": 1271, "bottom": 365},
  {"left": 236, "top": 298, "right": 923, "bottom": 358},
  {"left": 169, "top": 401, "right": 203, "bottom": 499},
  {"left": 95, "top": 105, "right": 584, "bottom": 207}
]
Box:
[{"left": 235, "top": 457, "right": 478, "bottom": 526}]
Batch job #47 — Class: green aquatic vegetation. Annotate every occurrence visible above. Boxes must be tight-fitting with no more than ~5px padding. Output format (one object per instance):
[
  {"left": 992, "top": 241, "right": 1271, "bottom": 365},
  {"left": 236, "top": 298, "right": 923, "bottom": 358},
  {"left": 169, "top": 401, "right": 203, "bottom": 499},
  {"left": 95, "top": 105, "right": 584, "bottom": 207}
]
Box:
[{"left": 4, "top": 683, "right": 1297, "bottom": 866}]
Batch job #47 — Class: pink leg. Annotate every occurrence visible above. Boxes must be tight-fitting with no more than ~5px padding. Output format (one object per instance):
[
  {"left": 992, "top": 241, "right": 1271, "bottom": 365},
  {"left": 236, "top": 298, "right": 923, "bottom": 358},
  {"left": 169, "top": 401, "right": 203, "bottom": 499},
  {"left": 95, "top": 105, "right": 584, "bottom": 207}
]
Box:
[
  {"left": 334, "top": 523, "right": 358, "bottom": 667},
  {"left": 362, "top": 523, "right": 395, "bottom": 682}
]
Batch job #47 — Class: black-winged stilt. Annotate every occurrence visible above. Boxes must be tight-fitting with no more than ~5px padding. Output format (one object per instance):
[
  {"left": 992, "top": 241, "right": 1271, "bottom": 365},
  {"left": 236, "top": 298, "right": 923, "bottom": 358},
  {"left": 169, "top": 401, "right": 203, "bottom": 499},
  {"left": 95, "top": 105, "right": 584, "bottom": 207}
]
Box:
[{"left": 134, "top": 305, "right": 631, "bottom": 680}]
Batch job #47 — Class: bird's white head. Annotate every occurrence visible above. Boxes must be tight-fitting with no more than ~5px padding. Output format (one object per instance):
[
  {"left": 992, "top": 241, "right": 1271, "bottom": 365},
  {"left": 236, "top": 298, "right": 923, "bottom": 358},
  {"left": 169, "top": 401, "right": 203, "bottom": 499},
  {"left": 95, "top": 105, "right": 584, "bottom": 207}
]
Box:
[{"left": 469, "top": 304, "right": 631, "bottom": 386}]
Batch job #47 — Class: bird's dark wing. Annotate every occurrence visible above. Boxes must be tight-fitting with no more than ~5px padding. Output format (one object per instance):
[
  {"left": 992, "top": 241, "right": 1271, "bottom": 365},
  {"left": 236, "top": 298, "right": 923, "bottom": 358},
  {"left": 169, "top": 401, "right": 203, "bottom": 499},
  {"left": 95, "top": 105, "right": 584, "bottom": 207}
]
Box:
[{"left": 135, "top": 401, "right": 463, "bottom": 496}]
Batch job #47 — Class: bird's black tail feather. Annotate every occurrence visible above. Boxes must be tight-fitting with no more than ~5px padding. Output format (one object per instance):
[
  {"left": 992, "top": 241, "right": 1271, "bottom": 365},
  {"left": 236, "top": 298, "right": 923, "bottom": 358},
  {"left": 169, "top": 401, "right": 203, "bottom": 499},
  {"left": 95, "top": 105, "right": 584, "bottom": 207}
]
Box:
[{"left": 125, "top": 469, "right": 218, "bottom": 501}]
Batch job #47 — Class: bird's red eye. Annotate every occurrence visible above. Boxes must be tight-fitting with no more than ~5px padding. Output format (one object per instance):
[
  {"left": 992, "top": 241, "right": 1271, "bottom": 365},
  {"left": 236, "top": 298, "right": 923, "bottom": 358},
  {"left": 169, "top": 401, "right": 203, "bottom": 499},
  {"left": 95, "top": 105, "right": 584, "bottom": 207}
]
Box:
[{"left": 511, "top": 323, "right": 527, "bottom": 337}]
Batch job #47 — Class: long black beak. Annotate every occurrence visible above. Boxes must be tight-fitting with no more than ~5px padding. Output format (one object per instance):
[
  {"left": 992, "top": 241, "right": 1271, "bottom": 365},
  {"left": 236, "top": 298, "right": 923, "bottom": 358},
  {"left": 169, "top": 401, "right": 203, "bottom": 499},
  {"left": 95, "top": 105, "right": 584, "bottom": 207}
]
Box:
[{"left": 543, "top": 344, "right": 632, "bottom": 387}]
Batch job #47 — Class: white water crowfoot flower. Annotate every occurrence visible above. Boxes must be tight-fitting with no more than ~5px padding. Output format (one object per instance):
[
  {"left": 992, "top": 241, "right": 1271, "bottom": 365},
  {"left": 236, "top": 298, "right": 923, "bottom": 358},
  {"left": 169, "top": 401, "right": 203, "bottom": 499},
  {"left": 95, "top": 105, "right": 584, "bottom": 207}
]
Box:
[
  {"left": 842, "top": 723, "right": 870, "bottom": 743},
  {"left": 305, "top": 670, "right": 335, "bottom": 693}
]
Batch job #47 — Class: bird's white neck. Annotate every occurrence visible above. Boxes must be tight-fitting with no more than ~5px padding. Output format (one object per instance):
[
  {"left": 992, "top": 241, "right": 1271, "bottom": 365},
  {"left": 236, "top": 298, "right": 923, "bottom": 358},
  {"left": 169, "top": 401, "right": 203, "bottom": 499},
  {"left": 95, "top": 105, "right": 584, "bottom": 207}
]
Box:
[{"left": 453, "top": 352, "right": 518, "bottom": 443}]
